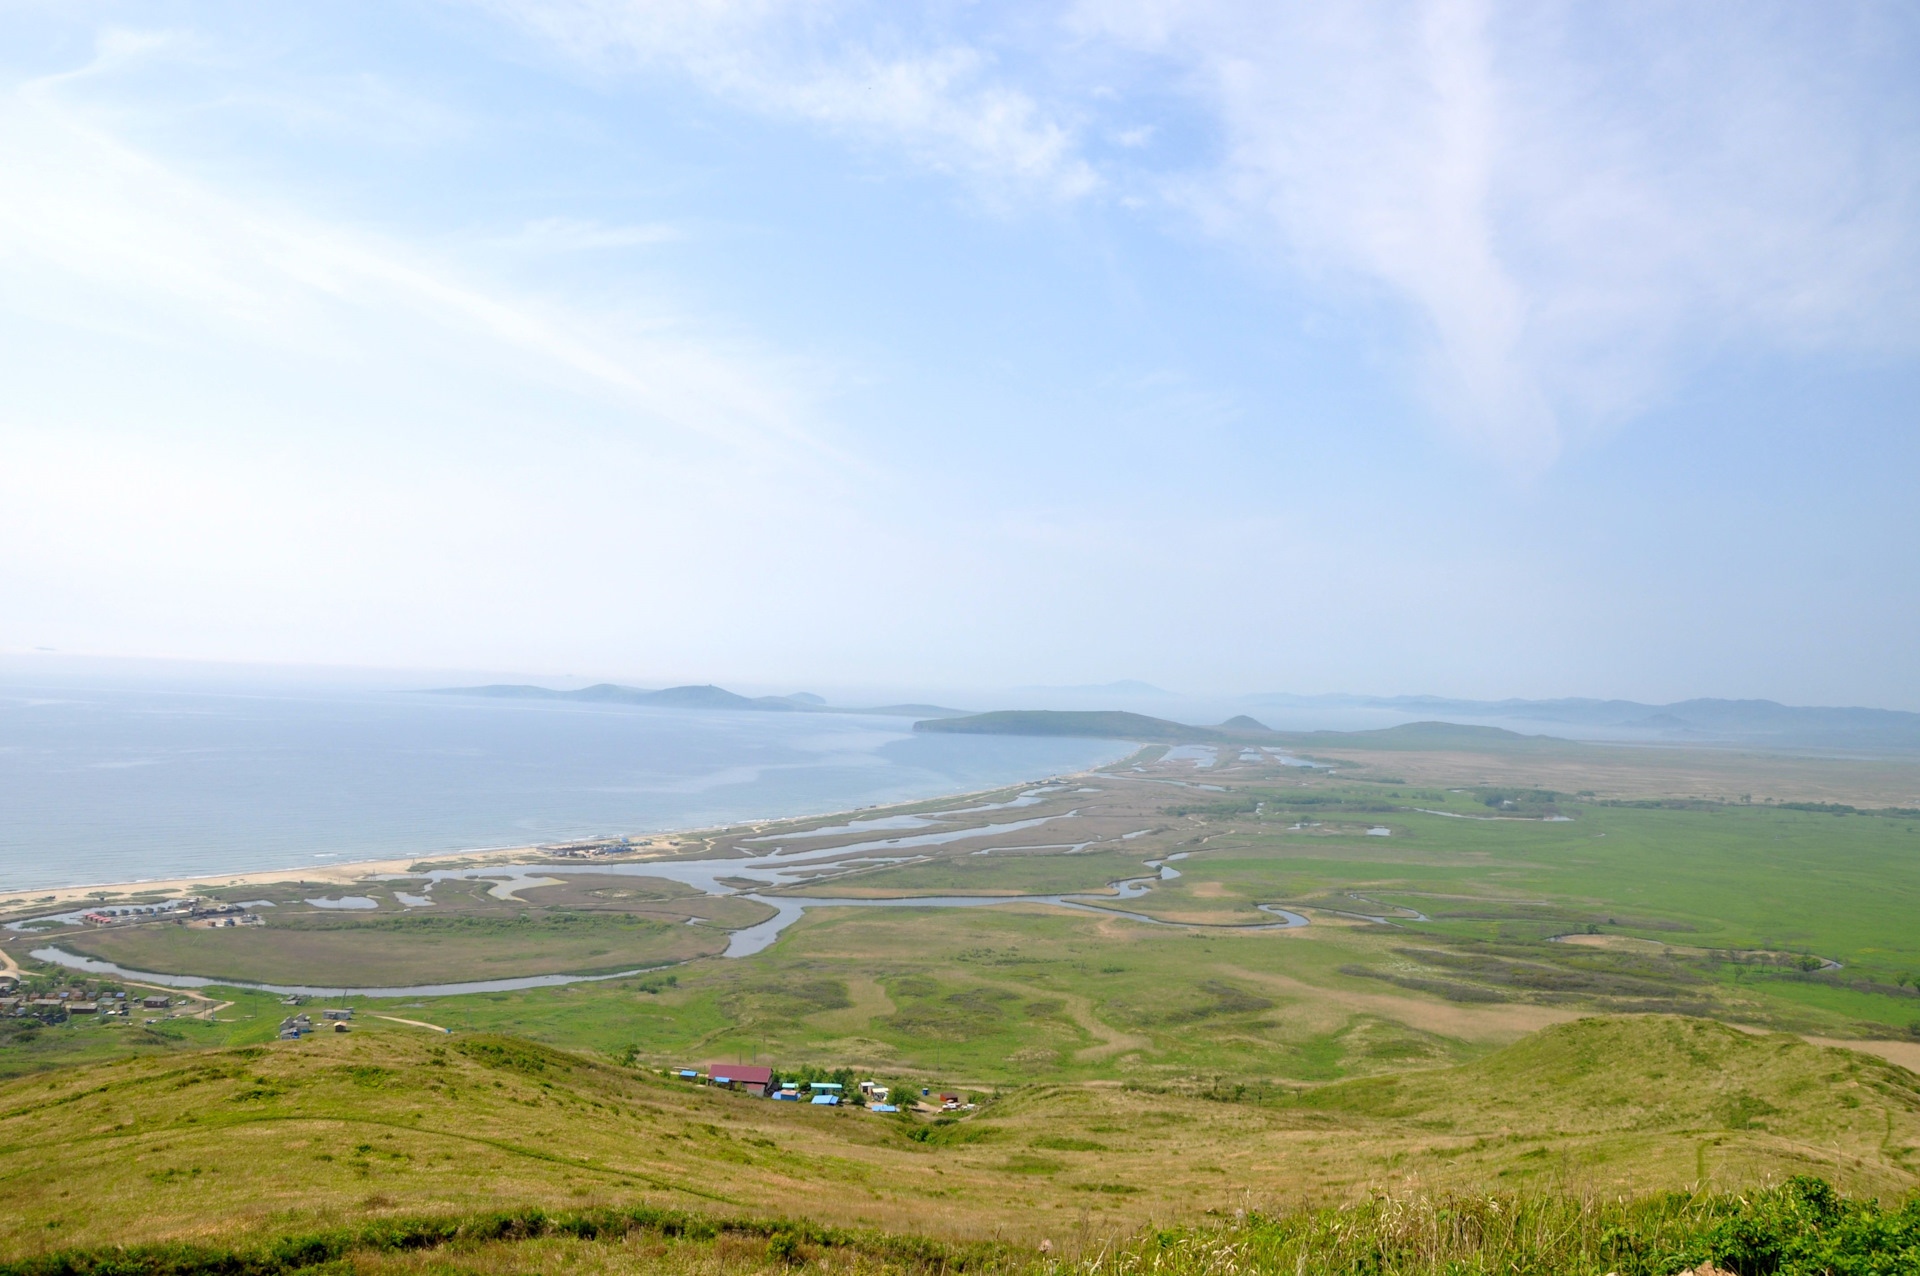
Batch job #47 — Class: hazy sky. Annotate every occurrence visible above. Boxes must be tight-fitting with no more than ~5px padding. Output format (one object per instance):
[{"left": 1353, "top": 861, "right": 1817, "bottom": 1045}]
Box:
[{"left": 3, "top": 2, "right": 1917, "bottom": 707}]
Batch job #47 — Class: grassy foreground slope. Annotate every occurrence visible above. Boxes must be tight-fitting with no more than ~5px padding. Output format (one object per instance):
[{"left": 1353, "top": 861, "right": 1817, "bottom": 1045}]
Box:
[
  {"left": 1, "top": 1017, "right": 1915, "bottom": 1261},
  {"left": 6, "top": 1176, "right": 1919, "bottom": 1276}
]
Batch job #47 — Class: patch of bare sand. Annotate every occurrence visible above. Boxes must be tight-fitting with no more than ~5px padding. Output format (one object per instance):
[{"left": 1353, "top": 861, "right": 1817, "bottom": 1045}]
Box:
[
  {"left": 0, "top": 838, "right": 705, "bottom": 915},
  {"left": 1189, "top": 881, "right": 1230, "bottom": 898},
  {"left": 1220, "top": 965, "right": 1586, "bottom": 1043}
]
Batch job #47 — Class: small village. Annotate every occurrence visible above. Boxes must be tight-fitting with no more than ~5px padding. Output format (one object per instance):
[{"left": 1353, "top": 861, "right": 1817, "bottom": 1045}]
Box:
[
  {"left": 276, "top": 1006, "right": 354, "bottom": 1040},
  {"left": 675, "top": 1063, "right": 974, "bottom": 1115},
  {"left": 0, "top": 973, "right": 186, "bottom": 1023},
  {"left": 79, "top": 898, "right": 264, "bottom": 929}
]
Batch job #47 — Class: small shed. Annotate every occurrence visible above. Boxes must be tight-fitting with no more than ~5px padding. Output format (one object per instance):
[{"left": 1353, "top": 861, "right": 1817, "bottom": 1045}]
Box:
[{"left": 810, "top": 1094, "right": 839, "bottom": 1106}]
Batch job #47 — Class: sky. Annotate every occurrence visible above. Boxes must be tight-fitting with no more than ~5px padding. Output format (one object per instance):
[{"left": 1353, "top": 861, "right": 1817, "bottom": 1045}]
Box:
[{"left": 1, "top": 1, "right": 1917, "bottom": 709}]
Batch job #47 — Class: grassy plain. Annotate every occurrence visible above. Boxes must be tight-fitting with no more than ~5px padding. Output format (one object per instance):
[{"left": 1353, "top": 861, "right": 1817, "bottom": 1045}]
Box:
[
  {"left": 60, "top": 914, "right": 721, "bottom": 986},
  {"left": 8, "top": 740, "right": 1920, "bottom": 1087}
]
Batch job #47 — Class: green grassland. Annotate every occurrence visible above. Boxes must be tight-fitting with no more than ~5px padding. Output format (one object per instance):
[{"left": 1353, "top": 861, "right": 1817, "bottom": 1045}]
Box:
[
  {"left": 7, "top": 740, "right": 1920, "bottom": 1270},
  {"left": 10, "top": 746, "right": 1920, "bottom": 1088},
  {"left": 45, "top": 874, "right": 775, "bottom": 989},
  {"left": 58, "top": 913, "right": 722, "bottom": 986}
]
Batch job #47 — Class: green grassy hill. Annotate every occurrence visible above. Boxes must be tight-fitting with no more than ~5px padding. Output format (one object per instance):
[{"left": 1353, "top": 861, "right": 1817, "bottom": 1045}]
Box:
[{"left": 2, "top": 1016, "right": 1912, "bottom": 1263}]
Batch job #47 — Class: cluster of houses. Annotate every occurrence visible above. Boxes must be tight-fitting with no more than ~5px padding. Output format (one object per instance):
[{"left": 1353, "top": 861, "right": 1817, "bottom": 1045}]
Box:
[
  {"left": 538, "top": 837, "right": 640, "bottom": 859},
  {"left": 278, "top": 1005, "right": 353, "bottom": 1036},
  {"left": 0, "top": 988, "right": 171, "bottom": 1019},
  {"left": 79, "top": 899, "right": 197, "bottom": 925},
  {"left": 675, "top": 1064, "right": 910, "bottom": 1112},
  {"left": 189, "top": 912, "right": 265, "bottom": 929},
  {"left": 279, "top": 1007, "right": 353, "bottom": 1040},
  {"left": 80, "top": 898, "right": 261, "bottom": 928}
]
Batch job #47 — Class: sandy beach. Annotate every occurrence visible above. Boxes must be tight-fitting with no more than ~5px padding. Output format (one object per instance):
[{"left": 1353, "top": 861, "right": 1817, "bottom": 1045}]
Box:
[
  {"left": 0, "top": 835, "right": 685, "bottom": 915},
  {"left": 0, "top": 776, "right": 1046, "bottom": 915}
]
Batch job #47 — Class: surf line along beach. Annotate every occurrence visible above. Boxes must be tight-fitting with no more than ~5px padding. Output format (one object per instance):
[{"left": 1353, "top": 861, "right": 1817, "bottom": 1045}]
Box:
[{"left": 17, "top": 782, "right": 1310, "bottom": 997}]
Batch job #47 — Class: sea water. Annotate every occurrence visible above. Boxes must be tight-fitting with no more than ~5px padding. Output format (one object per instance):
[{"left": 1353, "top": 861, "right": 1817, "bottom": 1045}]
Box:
[{"left": 0, "top": 676, "right": 1133, "bottom": 892}]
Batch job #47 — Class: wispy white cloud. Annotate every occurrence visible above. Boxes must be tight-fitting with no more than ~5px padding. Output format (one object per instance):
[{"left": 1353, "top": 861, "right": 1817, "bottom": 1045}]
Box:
[
  {"left": 1073, "top": 0, "right": 1920, "bottom": 469},
  {"left": 483, "top": 1, "right": 1920, "bottom": 472},
  {"left": 0, "top": 31, "right": 839, "bottom": 464},
  {"left": 479, "top": 0, "right": 1099, "bottom": 202}
]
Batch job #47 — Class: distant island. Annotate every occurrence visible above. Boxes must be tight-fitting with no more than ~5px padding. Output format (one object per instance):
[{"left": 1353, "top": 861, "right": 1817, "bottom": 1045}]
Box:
[
  {"left": 428, "top": 682, "right": 970, "bottom": 718},
  {"left": 428, "top": 682, "right": 1920, "bottom": 753}
]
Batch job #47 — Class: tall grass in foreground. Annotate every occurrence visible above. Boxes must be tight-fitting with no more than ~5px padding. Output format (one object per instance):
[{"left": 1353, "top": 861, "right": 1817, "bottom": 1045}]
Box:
[
  {"left": 3, "top": 1178, "right": 1914, "bottom": 1276},
  {"left": 1099, "top": 1177, "right": 1918, "bottom": 1275}
]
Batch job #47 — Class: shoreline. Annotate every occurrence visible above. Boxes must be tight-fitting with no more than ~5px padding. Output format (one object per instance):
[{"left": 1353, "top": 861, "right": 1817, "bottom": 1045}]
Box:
[{"left": 0, "top": 768, "right": 1100, "bottom": 917}]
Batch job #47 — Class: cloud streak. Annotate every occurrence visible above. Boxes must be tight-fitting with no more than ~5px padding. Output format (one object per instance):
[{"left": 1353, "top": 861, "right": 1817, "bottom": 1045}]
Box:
[
  {"left": 0, "top": 31, "right": 839, "bottom": 464},
  {"left": 482, "top": 0, "right": 1099, "bottom": 202},
  {"left": 1082, "top": 0, "right": 1920, "bottom": 467},
  {"left": 494, "top": 0, "right": 1920, "bottom": 470}
]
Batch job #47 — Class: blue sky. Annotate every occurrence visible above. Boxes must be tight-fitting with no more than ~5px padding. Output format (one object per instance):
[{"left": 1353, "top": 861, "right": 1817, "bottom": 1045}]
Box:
[{"left": 1, "top": 1, "right": 1916, "bottom": 707}]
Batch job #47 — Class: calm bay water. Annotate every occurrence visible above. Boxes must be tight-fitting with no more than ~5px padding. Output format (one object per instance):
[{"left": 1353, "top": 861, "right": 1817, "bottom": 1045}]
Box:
[{"left": 0, "top": 678, "right": 1133, "bottom": 892}]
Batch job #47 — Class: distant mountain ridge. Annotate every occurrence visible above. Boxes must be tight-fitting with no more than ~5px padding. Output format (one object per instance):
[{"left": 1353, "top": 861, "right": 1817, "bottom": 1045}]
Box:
[
  {"left": 1244, "top": 692, "right": 1920, "bottom": 751},
  {"left": 429, "top": 683, "right": 1920, "bottom": 751},
  {"left": 915, "top": 710, "right": 1551, "bottom": 751},
  {"left": 429, "top": 684, "right": 970, "bottom": 718}
]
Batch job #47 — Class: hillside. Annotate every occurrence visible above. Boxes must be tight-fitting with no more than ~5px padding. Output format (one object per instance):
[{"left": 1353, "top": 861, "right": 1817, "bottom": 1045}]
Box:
[{"left": 1, "top": 1016, "right": 1912, "bottom": 1261}]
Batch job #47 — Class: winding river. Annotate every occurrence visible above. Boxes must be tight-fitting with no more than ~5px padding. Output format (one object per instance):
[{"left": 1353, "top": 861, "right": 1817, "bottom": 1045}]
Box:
[{"left": 26, "top": 807, "right": 1310, "bottom": 996}]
